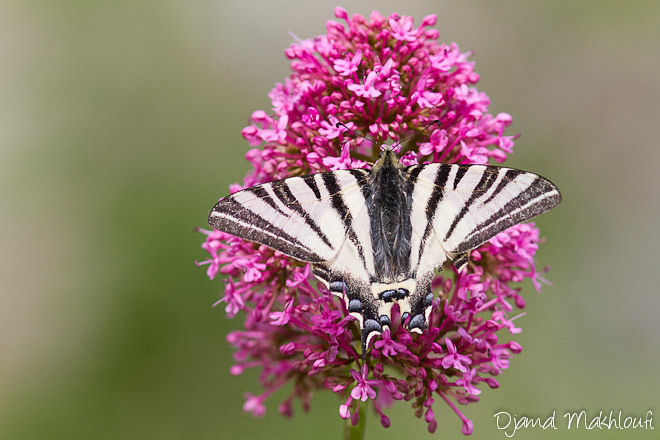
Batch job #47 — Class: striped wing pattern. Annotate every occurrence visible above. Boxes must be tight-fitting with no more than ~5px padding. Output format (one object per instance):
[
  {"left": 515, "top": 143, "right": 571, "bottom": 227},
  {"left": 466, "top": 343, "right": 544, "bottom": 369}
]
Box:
[
  {"left": 209, "top": 169, "right": 375, "bottom": 281},
  {"left": 407, "top": 163, "right": 562, "bottom": 278},
  {"left": 209, "top": 152, "right": 561, "bottom": 354}
]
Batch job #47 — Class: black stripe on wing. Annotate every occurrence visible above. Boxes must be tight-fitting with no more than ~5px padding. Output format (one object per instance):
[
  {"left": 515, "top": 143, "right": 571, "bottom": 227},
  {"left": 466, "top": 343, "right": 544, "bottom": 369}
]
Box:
[
  {"left": 209, "top": 197, "right": 323, "bottom": 262},
  {"left": 270, "top": 180, "right": 333, "bottom": 249},
  {"left": 419, "top": 164, "right": 451, "bottom": 256},
  {"left": 482, "top": 168, "right": 522, "bottom": 205},
  {"left": 209, "top": 169, "right": 371, "bottom": 264},
  {"left": 454, "top": 175, "right": 561, "bottom": 252},
  {"left": 407, "top": 162, "right": 561, "bottom": 256},
  {"left": 303, "top": 175, "right": 322, "bottom": 200},
  {"left": 443, "top": 166, "right": 499, "bottom": 241},
  {"left": 321, "top": 172, "right": 371, "bottom": 271}
]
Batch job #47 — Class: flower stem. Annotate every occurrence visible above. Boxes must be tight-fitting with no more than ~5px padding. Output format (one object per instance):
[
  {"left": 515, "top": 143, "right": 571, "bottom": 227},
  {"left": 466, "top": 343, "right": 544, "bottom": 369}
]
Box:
[{"left": 343, "top": 405, "right": 366, "bottom": 440}]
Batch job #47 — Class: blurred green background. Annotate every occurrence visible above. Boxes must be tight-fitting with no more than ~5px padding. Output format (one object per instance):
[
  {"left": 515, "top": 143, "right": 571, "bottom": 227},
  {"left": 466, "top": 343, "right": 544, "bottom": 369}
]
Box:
[{"left": 1, "top": 1, "right": 658, "bottom": 439}]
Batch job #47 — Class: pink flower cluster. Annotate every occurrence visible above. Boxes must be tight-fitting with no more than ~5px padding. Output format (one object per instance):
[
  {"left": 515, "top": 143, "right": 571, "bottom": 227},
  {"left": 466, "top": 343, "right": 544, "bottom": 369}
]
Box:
[{"left": 197, "top": 8, "right": 548, "bottom": 435}]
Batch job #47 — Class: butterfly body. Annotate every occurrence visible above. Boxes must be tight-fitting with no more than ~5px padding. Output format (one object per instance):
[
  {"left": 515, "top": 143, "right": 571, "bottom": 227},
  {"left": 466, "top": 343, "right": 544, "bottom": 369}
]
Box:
[
  {"left": 209, "top": 148, "right": 561, "bottom": 353},
  {"left": 367, "top": 149, "right": 414, "bottom": 280}
]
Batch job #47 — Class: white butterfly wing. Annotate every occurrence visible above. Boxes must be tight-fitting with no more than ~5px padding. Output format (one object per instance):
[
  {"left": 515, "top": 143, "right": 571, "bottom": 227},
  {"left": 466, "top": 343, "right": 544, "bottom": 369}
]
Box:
[
  {"left": 209, "top": 169, "right": 373, "bottom": 266},
  {"left": 408, "top": 163, "right": 561, "bottom": 275},
  {"left": 210, "top": 169, "right": 383, "bottom": 351}
]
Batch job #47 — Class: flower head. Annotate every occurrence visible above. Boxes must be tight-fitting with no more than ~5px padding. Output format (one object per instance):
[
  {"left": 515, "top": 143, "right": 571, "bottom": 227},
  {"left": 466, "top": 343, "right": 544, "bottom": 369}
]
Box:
[{"left": 198, "top": 8, "right": 550, "bottom": 435}]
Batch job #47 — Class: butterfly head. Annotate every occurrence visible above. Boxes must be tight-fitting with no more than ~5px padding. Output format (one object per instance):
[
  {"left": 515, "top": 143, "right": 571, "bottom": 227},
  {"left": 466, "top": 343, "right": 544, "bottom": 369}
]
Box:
[
  {"left": 380, "top": 143, "right": 402, "bottom": 153},
  {"left": 372, "top": 146, "right": 404, "bottom": 174}
]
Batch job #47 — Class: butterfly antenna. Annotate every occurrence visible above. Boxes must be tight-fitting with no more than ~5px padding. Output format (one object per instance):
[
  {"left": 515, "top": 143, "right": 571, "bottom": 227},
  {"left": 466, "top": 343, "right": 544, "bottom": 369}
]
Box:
[
  {"left": 336, "top": 120, "right": 441, "bottom": 154},
  {"left": 335, "top": 122, "right": 378, "bottom": 145},
  {"left": 391, "top": 119, "right": 442, "bottom": 151}
]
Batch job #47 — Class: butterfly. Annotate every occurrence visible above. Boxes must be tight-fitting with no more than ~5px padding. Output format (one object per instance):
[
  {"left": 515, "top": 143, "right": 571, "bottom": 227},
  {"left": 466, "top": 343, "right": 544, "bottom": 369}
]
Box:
[{"left": 209, "top": 146, "right": 561, "bottom": 353}]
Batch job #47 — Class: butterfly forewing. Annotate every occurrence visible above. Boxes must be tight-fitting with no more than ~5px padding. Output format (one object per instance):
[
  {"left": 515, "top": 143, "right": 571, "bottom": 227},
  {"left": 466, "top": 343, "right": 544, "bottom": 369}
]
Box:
[
  {"left": 209, "top": 170, "right": 369, "bottom": 264},
  {"left": 407, "top": 163, "right": 561, "bottom": 256}
]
